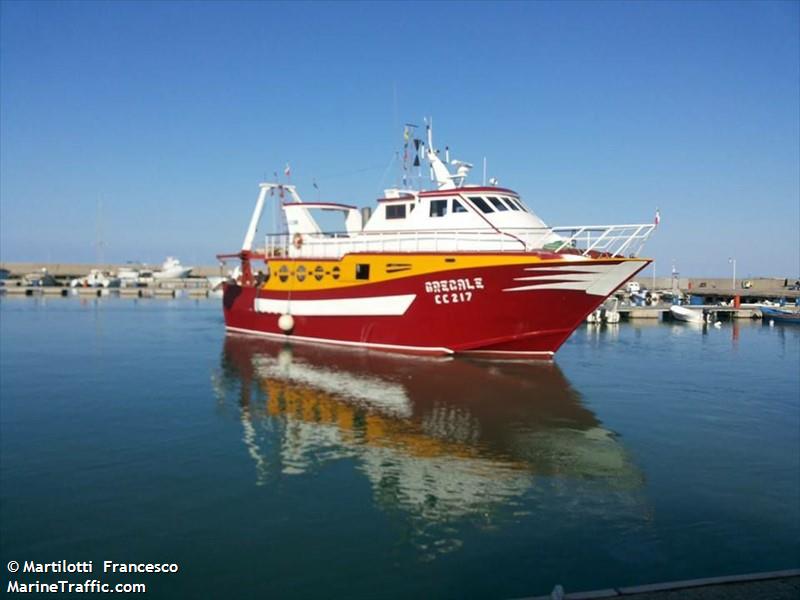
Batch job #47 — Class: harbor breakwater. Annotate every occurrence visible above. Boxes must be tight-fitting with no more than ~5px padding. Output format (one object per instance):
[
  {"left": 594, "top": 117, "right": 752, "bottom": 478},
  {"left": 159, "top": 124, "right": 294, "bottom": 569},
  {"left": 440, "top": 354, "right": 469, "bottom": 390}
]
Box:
[{"left": 2, "top": 263, "right": 798, "bottom": 301}]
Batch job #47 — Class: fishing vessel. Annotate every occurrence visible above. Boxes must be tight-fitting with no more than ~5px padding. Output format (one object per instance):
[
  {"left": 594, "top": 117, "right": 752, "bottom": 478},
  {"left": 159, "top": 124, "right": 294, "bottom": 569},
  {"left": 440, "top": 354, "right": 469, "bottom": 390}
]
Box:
[{"left": 218, "top": 122, "right": 656, "bottom": 358}]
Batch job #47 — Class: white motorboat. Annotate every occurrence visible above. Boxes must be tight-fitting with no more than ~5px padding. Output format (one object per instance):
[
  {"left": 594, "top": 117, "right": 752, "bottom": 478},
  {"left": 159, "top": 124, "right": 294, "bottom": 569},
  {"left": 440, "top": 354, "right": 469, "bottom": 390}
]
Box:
[
  {"left": 117, "top": 266, "right": 143, "bottom": 286},
  {"left": 206, "top": 276, "right": 226, "bottom": 298},
  {"left": 669, "top": 305, "right": 705, "bottom": 324},
  {"left": 70, "top": 269, "right": 121, "bottom": 289},
  {"left": 604, "top": 297, "right": 621, "bottom": 323},
  {"left": 153, "top": 257, "right": 192, "bottom": 280}
]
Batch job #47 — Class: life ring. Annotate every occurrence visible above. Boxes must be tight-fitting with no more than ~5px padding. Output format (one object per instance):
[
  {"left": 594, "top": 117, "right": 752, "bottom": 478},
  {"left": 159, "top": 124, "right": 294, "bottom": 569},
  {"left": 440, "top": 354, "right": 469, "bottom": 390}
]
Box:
[{"left": 293, "top": 233, "right": 303, "bottom": 249}]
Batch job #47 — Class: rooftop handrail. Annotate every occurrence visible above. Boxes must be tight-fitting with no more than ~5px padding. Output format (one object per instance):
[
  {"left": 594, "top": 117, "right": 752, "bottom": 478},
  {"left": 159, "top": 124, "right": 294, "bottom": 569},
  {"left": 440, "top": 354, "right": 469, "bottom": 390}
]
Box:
[{"left": 260, "top": 223, "right": 655, "bottom": 260}]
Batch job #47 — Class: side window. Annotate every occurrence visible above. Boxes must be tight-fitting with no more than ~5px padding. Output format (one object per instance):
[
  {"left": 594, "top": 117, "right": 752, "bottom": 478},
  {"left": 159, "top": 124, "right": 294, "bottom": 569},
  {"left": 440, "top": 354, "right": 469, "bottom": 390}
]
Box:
[
  {"left": 452, "top": 199, "right": 467, "bottom": 213},
  {"left": 502, "top": 197, "right": 520, "bottom": 211},
  {"left": 430, "top": 199, "right": 448, "bottom": 217},
  {"left": 386, "top": 204, "right": 406, "bottom": 219},
  {"left": 488, "top": 196, "right": 509, "bottom": 212},
  {"left": 408, "top": 202, "right": 415, "bottom": 212},
  {"left": 468, "top": 196, "right": 494, "bottom": 213},
  {"left": 356, "top": 264, "right": 370, "bottom": 280}
]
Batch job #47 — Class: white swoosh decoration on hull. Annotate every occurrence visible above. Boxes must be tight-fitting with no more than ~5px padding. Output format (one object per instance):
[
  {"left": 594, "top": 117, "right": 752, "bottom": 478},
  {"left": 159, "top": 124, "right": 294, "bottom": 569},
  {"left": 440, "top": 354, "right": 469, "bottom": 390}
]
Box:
[
  {"left": 254, "top": 294, "right": 416, "bottom": 316},
  {"left": 503, "top": 261, "right": 644, "bottom": 297}
]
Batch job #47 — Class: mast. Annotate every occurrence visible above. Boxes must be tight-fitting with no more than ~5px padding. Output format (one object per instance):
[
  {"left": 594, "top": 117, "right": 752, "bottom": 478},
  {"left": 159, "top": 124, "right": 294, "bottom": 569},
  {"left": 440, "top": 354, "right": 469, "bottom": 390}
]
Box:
[{"left": 424, "top": 118, "right": 472, "bottom": 190}]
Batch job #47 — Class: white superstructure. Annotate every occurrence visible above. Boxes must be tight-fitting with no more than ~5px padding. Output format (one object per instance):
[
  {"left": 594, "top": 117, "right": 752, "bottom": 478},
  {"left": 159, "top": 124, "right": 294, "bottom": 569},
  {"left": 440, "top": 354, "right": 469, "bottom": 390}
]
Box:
[{"left": 240, "top": 121, "right": 656, "bottom": 261}]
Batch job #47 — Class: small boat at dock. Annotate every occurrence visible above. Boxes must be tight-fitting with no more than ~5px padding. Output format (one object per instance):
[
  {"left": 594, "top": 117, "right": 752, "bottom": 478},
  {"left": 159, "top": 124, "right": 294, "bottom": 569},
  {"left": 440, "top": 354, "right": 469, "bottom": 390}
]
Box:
[
  {"left": 760, "top": 306, "right": 800, "bottom": 324},
  {"left": 22, "top": 269, "right": 61, "bottom": 287},
  {"left": 669, "top": 305, "right": 705, "bottom": 324},
  {"left": 117, "top": 257, "right": 193, "bottom": 287},
  {"left": 70, "top": 269, "right": 121, "bottom": 289},
  {"left": 153, "top": 257, "right": 192, "bottom": 280}
]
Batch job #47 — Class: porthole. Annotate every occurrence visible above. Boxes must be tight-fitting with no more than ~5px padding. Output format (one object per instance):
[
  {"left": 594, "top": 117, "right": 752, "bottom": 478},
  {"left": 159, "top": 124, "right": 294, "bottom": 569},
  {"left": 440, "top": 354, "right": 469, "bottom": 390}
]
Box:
[
  {"left": 332, "top": 266, "right": 341, "bottom": 280},
  {"left": 296, "top": 265, "right": 307, "bottom": 282},
  {"left": 278, "top": 265, "right": 289, "bottom": 283},
  {"left": 314, "top": 265, "right": 324, "bottom": 281}
]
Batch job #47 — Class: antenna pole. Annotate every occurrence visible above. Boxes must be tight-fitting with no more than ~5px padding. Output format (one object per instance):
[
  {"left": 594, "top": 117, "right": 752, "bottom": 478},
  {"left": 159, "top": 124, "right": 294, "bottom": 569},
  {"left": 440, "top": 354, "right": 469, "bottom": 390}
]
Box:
[
  {"left": 96, "top": 198, "right": 104, "bottom": 267},
  {"left": 483, "top": 157, "right": 487, "bottom": 186}
]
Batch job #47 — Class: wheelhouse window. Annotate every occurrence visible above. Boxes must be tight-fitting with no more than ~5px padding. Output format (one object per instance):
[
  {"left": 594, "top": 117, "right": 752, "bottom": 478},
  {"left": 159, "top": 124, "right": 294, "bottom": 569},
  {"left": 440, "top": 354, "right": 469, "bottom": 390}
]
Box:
[
  {"left": 502, "top": 197, "right": 520, "bottom": 211},
  {"left": 386, "top": 204, "right": 406, "bottom": 219},
  {"left": 452, "top": 199, "right": 467, "bottom": 213},
  {"left": 430, "top": 199, "right": 448, "bottom": 217},
  {"left": 468, "top": 196, "right": 494, "bottom": 213},
  {"left": 510, "top": 198, "right": 529, "bottom": 212},
  {"left": 488, "top": 196, "right": 509, "bottom": 212}
]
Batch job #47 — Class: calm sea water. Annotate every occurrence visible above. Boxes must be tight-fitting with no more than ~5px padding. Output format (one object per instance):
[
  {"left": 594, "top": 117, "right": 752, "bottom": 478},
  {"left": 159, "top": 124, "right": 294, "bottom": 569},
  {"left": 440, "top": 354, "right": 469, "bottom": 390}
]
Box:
[{"left": 1, "top": 296, "right": 798, "bottom": 598}]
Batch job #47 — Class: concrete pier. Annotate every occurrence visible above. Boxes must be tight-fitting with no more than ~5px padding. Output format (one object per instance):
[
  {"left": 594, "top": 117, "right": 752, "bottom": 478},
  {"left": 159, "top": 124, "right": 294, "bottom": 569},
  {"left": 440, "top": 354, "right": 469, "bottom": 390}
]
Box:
[
  {"left": 1, "top": 263, "right": 798, "bottom": 300},
  {"left": 523, "top": 569, "right": 800, "bottom": 600},
  {"left": 1, "top": 286, "right": 214, "bottom": 299}
]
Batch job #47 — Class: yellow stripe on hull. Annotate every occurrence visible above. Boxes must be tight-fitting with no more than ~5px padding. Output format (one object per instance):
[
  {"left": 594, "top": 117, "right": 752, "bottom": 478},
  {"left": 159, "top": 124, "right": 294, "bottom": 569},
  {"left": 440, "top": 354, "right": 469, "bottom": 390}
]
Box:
[{"left": 258, "top": 252, "right": 644, "bottom": 293}]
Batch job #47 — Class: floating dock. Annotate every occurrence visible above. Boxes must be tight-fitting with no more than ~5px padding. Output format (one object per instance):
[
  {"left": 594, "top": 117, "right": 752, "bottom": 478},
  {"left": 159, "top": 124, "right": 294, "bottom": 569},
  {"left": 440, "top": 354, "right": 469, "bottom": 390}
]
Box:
[{"left": 616, "top": 306, "right": 760, "bottom": 320}]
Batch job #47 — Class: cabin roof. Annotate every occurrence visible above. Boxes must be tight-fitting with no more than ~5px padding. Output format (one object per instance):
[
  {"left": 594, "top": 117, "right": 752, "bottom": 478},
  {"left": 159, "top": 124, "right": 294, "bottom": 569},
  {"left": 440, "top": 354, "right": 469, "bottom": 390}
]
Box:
[
  {"left": 376, "top": 194, "right": 416, "bottom": 204},
  {"left": 418, "top": 186, "right": 519, "bottom": 198}
]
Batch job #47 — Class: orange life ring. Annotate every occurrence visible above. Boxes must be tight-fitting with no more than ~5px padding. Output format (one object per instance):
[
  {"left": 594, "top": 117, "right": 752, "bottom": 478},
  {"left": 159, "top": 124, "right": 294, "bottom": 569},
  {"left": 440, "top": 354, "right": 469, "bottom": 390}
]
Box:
[{"left": 293, "top": 233, "right": 303, "bottom": 249}]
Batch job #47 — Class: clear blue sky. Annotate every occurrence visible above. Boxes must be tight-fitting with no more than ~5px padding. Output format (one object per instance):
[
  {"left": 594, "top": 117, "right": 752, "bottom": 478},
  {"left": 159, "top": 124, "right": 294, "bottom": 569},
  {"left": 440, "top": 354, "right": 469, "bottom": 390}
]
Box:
[{"left": 1, "top": 0, "right": 798, "bottom": 277}]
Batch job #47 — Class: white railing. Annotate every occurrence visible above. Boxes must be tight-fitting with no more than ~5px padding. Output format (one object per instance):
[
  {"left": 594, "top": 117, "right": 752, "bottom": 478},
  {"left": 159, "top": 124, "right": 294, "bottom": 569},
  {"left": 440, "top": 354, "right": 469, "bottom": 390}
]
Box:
[
  {"left": 549, "top": 224, "right": 656, "bottom": 257},
  {"left": 262, "top": 224, "right": 655, "bottom": 260}
]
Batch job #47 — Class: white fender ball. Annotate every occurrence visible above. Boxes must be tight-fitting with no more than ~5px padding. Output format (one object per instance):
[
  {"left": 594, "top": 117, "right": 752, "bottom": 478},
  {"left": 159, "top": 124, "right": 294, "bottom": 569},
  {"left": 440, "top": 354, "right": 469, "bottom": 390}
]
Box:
[{"left": 278, "top": 313, "right": 294, "bottom": 333}]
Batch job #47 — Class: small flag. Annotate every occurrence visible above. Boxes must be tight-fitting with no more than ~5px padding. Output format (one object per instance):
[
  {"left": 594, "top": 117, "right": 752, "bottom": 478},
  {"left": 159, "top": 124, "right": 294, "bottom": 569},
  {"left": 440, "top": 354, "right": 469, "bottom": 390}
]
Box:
[
  {"left": 403, "top": 126, "right": 409, "bottom": 142},
  {"left": 312, "top": 180, "right": 318, "bottom": 190},
  {"left": 284, "top": 163, "right": 291, "bottom": 177},
  {"left": 654, "top": 209, "right": 661, "bottom": 226}
]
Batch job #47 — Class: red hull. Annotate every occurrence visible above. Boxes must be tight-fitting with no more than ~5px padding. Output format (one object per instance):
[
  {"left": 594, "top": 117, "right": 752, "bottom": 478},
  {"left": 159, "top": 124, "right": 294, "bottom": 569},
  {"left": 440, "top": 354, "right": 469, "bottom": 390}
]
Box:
[{"left": 222, "top": 260, "right": 647, "bottom": 358}]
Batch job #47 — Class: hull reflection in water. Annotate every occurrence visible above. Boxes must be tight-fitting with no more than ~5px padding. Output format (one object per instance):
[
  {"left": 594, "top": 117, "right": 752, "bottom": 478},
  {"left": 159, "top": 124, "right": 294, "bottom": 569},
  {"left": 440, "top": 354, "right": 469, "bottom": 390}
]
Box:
[{"left": 214, "top": 335, "right": 643, "bottom": 541}]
